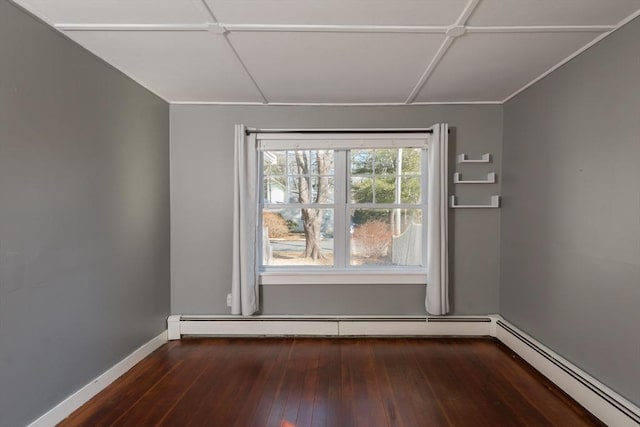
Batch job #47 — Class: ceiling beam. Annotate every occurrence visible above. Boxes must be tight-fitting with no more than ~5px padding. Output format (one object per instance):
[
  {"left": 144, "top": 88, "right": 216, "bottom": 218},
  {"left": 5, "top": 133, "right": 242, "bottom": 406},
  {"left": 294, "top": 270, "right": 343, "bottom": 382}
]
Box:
[
  {"left": 405, "top": 0, "right": 481, "bottom": 104},
  {"left": 193, "top": 0, "right": 269, "bottom": 104},
  {"left": 404, "top": 36, "right": 454, "bottom": 104},
  {"left": 221, "top": 33, "right": 269, "bottom": 104},
  {"left": 55, "top": 23, "right": 616, "bottom": 35},
  {"left": 454, "top": 0, "right": 481, "bottom": 26},
  {"left": 221, "top": 24, "right": 447, "bottom": 34}
]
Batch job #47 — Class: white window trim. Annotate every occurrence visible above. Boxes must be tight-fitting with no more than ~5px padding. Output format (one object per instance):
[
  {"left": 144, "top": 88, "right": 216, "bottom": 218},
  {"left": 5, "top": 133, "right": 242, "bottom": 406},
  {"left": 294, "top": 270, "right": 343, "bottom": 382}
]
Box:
[
  {"left": 257, "top": 131, "right": 431, "bottom": 285},
  {"left": 260, "top": 270, "right": 427, "bottom": 285}
]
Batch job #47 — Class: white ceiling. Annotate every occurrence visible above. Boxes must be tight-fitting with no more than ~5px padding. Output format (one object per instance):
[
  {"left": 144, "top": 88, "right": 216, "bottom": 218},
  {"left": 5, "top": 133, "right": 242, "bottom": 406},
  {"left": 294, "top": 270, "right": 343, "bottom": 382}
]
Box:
[{"left": 13, "top": 0, "right": 640, "bottom": 105}]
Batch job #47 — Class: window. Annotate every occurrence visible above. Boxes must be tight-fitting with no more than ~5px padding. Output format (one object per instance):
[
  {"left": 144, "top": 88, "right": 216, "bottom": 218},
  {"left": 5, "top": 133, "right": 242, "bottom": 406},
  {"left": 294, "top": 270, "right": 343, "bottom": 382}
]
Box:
[{"left": 257, "top": 133, "right": 430, "bottom": 285}]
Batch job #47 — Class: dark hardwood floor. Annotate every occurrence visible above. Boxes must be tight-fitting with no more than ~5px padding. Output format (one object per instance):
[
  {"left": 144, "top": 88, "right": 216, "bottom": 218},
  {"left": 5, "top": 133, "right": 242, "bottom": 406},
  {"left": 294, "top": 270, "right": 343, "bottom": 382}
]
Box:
[{"left": 59, "top": 338, "right": 604, "bottom": 427}]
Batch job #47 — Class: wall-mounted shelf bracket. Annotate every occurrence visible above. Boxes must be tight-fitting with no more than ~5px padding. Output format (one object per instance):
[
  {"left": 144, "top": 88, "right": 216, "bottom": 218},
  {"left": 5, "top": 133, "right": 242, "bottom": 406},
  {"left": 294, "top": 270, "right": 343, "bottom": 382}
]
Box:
[
  {"left": 450, "top": 195, "right": 500, "bottom": 209},
  {"left": 453, "top": 172, "right": 496, "bottom": 184},
  {"left": 458, "top": 153, "right": 491, "bottom": 163}
]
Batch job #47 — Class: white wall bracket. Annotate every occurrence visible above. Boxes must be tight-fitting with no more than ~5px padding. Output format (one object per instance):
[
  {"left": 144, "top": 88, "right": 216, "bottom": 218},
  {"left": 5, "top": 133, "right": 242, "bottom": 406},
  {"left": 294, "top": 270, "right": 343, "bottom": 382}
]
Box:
[
  {"left": 454, "top": 172, "right": 496, "bottom": 184},
  {"left": 458, "top": 153, "right": 491, "bottom": 163},
  {"left": 450, "top": 195, "right": 500, "bottom": 208}
]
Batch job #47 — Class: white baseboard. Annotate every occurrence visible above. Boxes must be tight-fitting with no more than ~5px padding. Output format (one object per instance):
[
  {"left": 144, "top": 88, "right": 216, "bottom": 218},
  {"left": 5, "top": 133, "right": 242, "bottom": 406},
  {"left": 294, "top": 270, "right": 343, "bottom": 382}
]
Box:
[
  {"left": 495, "top": 317, "right": 640, "bottom": 427},
  {"left": 27, "top": 330, "right": 168, "bottom": 427},
  {"left": 168, "top": 314, "right": 494, "bottom": 338}
]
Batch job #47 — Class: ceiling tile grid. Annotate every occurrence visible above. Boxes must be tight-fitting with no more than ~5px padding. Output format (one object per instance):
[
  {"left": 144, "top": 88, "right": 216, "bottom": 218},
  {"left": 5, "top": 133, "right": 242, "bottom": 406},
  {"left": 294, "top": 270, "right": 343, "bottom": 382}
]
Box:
[
  {"left": 417, "top": 31, "right": 603, "bottom": 102},
  {"left": 11, "top": 0, "right": 640, "bottom": 104},
  {"left": 68, "top": 30, "right": 264, "bottom": 103},
  {"left": 227, "top": 32, "right": 446, "bottom": 103},
  {"left": 206, "top": 0, "right": 469, "bottom": 26}
]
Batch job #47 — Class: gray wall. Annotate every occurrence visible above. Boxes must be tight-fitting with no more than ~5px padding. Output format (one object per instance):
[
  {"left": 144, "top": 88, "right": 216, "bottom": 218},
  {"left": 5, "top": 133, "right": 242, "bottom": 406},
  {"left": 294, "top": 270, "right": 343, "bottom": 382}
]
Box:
[
  {"left": 171, "top": 104, "right": 502, "bottom": 315},
  {"left": 501, "top": 18, "right": 640, "bottom": 405},
  {"left": 0, "top": 2, "right": 170, "bottom": 426}
]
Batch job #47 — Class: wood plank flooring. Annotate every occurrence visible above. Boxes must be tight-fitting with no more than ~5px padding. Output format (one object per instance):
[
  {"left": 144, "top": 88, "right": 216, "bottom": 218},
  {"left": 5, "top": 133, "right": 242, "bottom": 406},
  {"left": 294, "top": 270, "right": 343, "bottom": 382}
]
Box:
[{"left": 59, "top": 338, "right": 605, "bottom": 427}]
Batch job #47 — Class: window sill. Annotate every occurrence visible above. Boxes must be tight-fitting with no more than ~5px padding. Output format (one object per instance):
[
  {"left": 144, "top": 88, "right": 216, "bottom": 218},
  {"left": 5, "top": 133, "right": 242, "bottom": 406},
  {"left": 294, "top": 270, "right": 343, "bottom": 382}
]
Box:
[{"left": 259, "top": 269, "right": 427, "bottom": 285}]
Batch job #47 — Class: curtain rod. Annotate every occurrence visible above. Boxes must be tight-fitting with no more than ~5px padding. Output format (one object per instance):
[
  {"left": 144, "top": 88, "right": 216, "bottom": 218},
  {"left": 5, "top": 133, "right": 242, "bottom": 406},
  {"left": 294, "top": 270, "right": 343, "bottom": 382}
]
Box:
[{"left": 245, "top": 129, "right": 436, "bottom": 136}]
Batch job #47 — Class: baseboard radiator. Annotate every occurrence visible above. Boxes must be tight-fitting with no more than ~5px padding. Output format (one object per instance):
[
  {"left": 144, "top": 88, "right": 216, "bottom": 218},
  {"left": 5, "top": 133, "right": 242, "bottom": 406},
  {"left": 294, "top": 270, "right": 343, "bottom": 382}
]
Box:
[
  {"left": 168, "top": 314, "right": 494, "bottom": 338},
  {"left": 168, "top": 314, "right": 640, "bottom": 426}
]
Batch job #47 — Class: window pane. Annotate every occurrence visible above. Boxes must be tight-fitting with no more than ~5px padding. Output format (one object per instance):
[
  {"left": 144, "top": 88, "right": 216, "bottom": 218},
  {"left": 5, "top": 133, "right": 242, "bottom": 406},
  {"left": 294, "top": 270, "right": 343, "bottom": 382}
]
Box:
[
  {"left": 400, "top": 177, "right": 421, "bottom": 203},
  {"left": 262, "top": 208, "right": 334, "bottom": 267},
  {"left": 286, "top": 150, "right": 334, "bottom": 175},
  {"left": 287, "top": 150, "right": 306, "bottom": 175},
  {"left": 350, "top": 176, "right": 373, "bottom": 203},
  {"left": 263, "top": 151, "right": 287, "bottom": 175},
  {"left": 351, "top": 149, "right": 373, "bottom": 175},
  {"left": 263, "top": 175, "right": 287, "bottom": 204},
  {"left": 309, "top": 150, "right": 335, "bottom": 175},
  {"left": 287, "top": 176, "right": 305, "bottom": 203},
  {"left": 401, "top": 148, "right": 422, "bottom": 175},
  {"left": 288, "top": 176, "right": 334, "bottom": 204},
  {"left": 374, "top": 177, "right": 396, "bottom": 203},
  {"left": 374, "top": 149, "right": 397, "bottom": 175},
  {"left": 312, "top": 176, "right": 334, "bottom": 203},
  {"left": 350, "top": 208, "right": 423, "bottom": 266}
]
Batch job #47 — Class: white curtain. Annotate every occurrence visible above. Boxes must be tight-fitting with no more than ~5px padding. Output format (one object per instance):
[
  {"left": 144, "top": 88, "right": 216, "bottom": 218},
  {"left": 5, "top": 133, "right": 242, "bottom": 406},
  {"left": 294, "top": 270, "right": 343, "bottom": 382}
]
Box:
[
  {"left": 231, "top": 124, "right": 259, "bottom": 315},
  {"left": 426, "top": 123, "right": 450, "bottom": 315}
]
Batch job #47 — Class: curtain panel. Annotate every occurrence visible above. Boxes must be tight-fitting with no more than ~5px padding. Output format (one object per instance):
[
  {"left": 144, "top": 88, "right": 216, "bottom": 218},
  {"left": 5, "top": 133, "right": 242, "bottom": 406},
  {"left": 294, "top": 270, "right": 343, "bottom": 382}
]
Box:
[
  {"left": 425, "top": 123, "right": 450, "bottom": 315},
  {"left": 231, "top": 124, "right": 259, "bottom": 315}
]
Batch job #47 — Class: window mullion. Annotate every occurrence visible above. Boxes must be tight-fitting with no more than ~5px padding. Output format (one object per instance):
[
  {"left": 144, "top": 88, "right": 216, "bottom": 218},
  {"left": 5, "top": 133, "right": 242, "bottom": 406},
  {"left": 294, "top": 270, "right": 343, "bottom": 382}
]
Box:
[
  {"left": 333, "top": 151, "right": 347, "bottom": 268},
  {"left": 258, "top": 152, "right": 265, "bottom": 265},
  {"left": 422, "top": 147, "right": 429, "bottom": 266}
]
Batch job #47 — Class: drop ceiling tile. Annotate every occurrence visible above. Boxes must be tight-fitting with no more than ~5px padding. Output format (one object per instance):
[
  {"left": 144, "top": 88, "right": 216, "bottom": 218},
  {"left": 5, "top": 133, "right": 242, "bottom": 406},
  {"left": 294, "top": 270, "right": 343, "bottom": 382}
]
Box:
[
  {"left": 66, "top": 31, "right": 263, "bottom": 102},
  {"left": 207, "top": 0, "right": 467, "bottom": 26},
  {"left": 417, "top": 32, "right": 602, "bottom": 102},
  {"left": 468, "top": 0, "right": 640, "bottom": 26},
  {"left": 228, "top": 32, "right": 445, "bottom": 103},
  {"left": 13, "top": 0, "right": 206, "bottom": 24}
]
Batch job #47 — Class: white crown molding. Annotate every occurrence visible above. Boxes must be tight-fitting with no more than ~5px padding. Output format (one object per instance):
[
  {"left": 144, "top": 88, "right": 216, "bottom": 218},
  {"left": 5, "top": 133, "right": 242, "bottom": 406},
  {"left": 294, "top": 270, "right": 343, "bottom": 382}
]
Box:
[
  {"left": 11, "top": 0, "right": 55, "bottom": 26},
  {"left": 466, "top": 25, "right": 615, "bottom": 34},
  {"left": 502, "top": 7, "right": 640, "bottom": 103},
  {"left": 55, "top": 23, "right": 209, "bottom": 31},
  {"left": 170, "top": 100, "right": 503, "bottom": 106}
]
